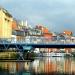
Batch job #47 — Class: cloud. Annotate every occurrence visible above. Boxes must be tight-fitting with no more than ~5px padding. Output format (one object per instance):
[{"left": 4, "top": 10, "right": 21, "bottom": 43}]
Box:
[
  {"left": 0, "top": 0, "right": 12, "bottom": 4},
  {"left": 0, "top": 0, "right": 75, "bottom": 34}
]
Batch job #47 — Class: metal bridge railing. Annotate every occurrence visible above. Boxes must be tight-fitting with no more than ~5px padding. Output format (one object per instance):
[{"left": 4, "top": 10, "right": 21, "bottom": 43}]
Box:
[{"left": 0, "top": 37, "right": 75, "bottom": 44}]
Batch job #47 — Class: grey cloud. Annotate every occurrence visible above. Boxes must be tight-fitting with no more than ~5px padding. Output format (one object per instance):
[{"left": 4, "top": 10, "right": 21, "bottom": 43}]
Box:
[{"left": 0, "top": 0, "right": 75, "bottom": 35}]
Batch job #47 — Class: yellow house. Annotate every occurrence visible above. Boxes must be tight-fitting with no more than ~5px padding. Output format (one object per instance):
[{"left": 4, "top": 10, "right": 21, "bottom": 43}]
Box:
[{"left": 0, "top": 7, "right": 13, "bottom": 38}]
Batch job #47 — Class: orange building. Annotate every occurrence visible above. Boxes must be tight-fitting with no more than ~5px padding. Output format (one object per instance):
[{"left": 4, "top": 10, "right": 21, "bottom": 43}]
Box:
[
  {"left": 35, "top": 25, "right": 53, "bottom": 38},
  {"left": 42, "top": 27, "right": 52, "bottom": 38},
  {"left": 39, "top": 26, "right": 53, "bottom": 40},
  {"left": 63, "top": 30, "right": 72, "bottom": 36},
  {"left": 12, "top": 20, "right": 18, "bottom": 30}
]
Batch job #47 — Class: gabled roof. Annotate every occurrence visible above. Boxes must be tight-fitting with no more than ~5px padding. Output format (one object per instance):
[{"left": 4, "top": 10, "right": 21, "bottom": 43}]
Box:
[{"left": 0, "top": 6, "right": 12, "bottom": 17}]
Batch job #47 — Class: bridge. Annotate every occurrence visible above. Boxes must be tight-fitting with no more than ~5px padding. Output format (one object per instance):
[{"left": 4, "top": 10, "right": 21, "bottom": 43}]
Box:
[
  {"left": 0, "top": 37, "right": 75, "bottom": 51},
  {"left": 0, "top": 37, "right": 75, "bottom": 60}
]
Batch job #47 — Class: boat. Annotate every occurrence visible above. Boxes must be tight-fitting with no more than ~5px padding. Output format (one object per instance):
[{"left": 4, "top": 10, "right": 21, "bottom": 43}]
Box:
[{"left": 42, "top": 52, "right": 66, "bottom": 57}]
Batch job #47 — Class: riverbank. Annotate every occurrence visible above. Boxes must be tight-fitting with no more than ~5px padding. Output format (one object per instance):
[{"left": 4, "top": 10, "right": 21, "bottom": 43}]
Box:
[
  {"left": 0, "top": 52, "right": 75, "bottom": 60},
  {"left": 0, "top": 59, "right": 31, "bottom": 62}
]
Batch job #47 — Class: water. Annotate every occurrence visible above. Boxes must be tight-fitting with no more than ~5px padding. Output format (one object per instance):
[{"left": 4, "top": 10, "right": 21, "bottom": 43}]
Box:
[{"left": 0, "top": 57, "right": 75, "bottom": 75}]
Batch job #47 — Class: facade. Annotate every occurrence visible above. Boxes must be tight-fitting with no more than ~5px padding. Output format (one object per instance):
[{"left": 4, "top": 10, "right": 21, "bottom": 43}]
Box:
[
  {"left": 35, "top": 25, "right": 53, "bottom": 38},
  {"left": 63, "top": 30, "right": 72, "bottom": 36},
  {"left": 12, "top": 29, "right": 25, "bottom": 43},
  {"left": 12, "top": 19, "right": 18, "bottom": 30},
  {"left": 18, "top": 20, "right": 29, "bottom": 30},
  {"left": 12, "top": 19, "right": 27, "bottom": 43},
  {"left": 12, "top": 19, "right": 18, "bottom": 43},
  {"left": 0, "top": 7, "right": 13, "bottom": 38},
  {"left": 29, "top": 28, "right": 42, "bottom": 36}
]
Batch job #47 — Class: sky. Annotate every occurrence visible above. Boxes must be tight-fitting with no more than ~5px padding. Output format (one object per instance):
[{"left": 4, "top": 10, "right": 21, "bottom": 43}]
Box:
[{"left": 0, "top": 0, "right": 75, "bottom": 35}]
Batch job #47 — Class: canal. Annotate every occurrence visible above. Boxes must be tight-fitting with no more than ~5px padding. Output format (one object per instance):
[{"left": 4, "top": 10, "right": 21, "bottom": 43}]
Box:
[{"left": 0, "top": 57, "right": 75, "bottom": 75}]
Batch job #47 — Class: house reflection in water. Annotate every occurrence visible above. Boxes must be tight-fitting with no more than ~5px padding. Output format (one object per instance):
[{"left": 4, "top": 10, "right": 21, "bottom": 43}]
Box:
[
  {"left": 31, "top": 57, "right": 75, "bottom": 75},
  {"left": 0, "top": 58, "right": 75, "bottom": 75}
]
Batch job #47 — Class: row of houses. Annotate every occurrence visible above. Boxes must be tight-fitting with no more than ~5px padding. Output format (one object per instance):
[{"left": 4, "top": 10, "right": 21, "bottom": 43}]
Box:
[
  {"left": 0, "top": 7, "right": 74, "bottom": 41},
  {"left": 0, "top": 7, "right": 42, "bottom": 42},
  {"left": 0, "top": 7, "right": 54, "bottom": 43},
  {"left": 0, "top": 7, "right": 75, "bottom": 53}
]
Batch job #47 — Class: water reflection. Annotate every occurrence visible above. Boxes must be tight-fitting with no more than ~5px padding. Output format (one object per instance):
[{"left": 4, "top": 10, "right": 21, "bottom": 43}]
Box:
[{"left": 0, "top": 57, "right": 75, "bottom": 75}]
